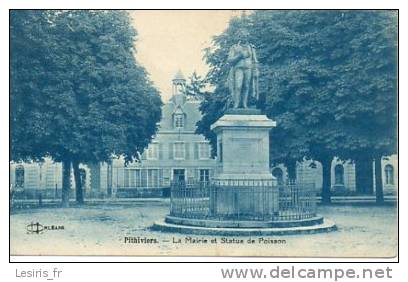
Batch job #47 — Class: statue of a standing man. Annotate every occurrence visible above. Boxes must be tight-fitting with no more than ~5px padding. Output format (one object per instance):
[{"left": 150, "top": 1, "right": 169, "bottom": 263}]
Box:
[{"left": 226, "top": 29, "right": 259, "bottom": 109}]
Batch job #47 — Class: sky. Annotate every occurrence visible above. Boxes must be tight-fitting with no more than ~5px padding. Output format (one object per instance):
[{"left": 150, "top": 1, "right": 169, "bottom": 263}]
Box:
[{"left": 129, "top": 11, "right": 236, "bottom": 101}]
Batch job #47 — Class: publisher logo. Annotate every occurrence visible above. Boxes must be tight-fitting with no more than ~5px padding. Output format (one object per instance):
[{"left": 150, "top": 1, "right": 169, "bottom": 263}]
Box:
[
  {"left": 26, "top": 222, "right": 64, "bottom": 234},
  {"left": 26, "top": 222, "right": 44, "bottom": 234}
]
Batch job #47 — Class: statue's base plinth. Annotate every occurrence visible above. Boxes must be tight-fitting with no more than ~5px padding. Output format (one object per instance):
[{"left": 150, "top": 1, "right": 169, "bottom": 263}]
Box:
[
  {"left": 151, "top": 216, "right": 337, "bottom": 236},
  {"left": 224, "top": 108, "right": 262, "bottom": 115},
  {"left": 210, "top": 113, "right": 276, "bottom": 179},
  {"left": 210, "top": 112, "right": 278, "bottom": 217}
]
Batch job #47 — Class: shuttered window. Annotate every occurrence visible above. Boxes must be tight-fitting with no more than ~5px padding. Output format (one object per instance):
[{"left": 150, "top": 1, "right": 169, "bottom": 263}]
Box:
[
  {"left": 198, "top": 142, "right": 210, "bottom": 159},
  {"left": 174, "top": 142, "right": 185, "bottom": 160},
  {"left": 168, "top": 143, "right": 174, "bottom": 160}
]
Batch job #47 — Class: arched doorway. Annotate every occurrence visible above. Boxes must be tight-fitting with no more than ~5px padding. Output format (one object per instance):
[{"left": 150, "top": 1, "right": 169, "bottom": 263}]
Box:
[
  {"left": 385, "top": 164, "right": 394, "bottom": 185},
  {"left": 272, "top": 167, "right": 284, "bottom": 185},
  {"left": 334, "top": 164, "right": 344, "bottom": 186}
]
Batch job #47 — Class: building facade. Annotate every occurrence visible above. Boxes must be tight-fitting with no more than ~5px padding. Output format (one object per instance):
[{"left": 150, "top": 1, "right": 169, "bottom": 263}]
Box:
[
  {"left": 111, "top": 71, "right": 216, "bottom": 197},
  {"left": 271, "top": 156, "right": 397, "bottom": 195},
  {"left": 10, "top": 159, "right": 93, "bottom": 199}
]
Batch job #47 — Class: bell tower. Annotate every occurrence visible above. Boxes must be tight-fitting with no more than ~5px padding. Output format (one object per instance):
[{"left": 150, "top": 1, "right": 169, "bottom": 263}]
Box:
[{"left": 172, "top": 70, "right": 186, "bottom": 96}]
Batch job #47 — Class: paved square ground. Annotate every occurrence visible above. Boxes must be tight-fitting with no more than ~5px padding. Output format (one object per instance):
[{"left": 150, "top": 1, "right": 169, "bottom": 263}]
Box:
[{"left": 10, "top": 200, "right": 397, "bottom": 257}]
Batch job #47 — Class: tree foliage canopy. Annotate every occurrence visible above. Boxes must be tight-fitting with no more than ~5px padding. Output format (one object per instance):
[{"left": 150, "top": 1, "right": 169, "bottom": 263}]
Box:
[
  {"left": 11, "top": 10, "right": 162, "bottom": 165},
  {"left": 198, "top": 10, "right": 397, "bottom": 165},
  {"left": 185, "top": 71, "right": 207, "bottom": 100}
]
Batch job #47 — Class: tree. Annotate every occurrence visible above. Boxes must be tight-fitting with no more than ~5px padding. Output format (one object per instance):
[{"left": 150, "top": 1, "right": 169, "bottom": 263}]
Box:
[
  {"left": 11, "top": 10, "right": 52, "bottom": 162},
  {"left": 295, "top": 11, "right": 397, "bottom": 202},
  {"left": 198, "top": 11, "right": 397, "bottom": 204},
  {"left": 327, "top": 11, "right": 397, "bottom": 202},
  {"left": 10, "top": 10, "right": 74, "bottom": 202},
  {"left": 11, "top": 10, "right": 162, "bottom": 206},
  {"left": 200, "top": 12, "right": 339, "bottom": 199},
  {"left": 185, "top": 71, "right": 206, "bottom": 100}
]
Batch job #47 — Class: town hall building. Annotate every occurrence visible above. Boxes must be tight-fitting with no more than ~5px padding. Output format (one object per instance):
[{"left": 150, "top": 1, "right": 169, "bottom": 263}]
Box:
[{"left": 111, "top": 71, "right": 216, "bottom": 197}]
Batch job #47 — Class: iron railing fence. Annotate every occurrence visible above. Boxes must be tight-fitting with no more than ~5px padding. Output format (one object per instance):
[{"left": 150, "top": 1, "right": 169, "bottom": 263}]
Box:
[
  {"left": 169, "top": 179, "right": 317, "bottom": 221},
  {"left": 277, "top": 182, "right": 317, "bottom": 221},
  {"left": 170, "top": 180, "right": 211, "bottom": 218}
]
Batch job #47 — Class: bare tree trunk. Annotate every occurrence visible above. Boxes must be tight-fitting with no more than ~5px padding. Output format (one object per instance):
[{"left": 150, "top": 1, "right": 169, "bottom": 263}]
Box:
[
  {"left": 61, "top": 159, "right": 71, "bottom": 207},
  {"left": 72, "top": 160, "right": 84, "bottom": 204},
  {"left": 374, "top": 155, "right": 384, "bottom": 204},
  {"left": 355, "top": 156, "right": 374, "bottom": 195},
  {"left": 286, "top": 159, "right": 297, "bottom": 183},
  {"left": 107, "top": 160, "right": 113, "bottom": 197},
  {"left": 321, "top": 157, "right": 332, "bottom": 204}
]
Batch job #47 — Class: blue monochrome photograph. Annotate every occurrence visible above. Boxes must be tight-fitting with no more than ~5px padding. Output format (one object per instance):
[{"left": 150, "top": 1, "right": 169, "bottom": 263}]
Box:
[{"left": 10, "top": 10, "right": 397, "bottom": 257}]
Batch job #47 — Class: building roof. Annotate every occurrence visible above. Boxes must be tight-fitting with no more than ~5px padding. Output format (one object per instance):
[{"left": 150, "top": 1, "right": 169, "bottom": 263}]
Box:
[{"left": 173, "top": 69, "right": 186, "bottom": 81}]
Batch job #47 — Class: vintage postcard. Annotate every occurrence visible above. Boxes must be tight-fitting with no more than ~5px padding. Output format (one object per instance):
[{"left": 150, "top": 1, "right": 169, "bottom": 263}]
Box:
[{"left": 10, "top": 10, "right": 398, "bottom": 258}]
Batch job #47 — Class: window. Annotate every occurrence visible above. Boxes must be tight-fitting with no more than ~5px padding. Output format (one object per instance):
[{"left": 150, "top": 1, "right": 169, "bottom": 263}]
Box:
[
  {"left": 385, "top": 164, "right": 394, "bottom": 185},
  {"left": 174, "top": 114, "right": 184, "bottom": 128},
  {"left": 272, "top": 168, "right": 284, "bottom": 185},
  {"left": 334, "top": 164, "right": 344, "bottom": 185},
  {"left": 124, "top": 169, "right": 130, "bottom": 187},
  {"left": 147, "top": 143, "right": 158, "bottom": 160},
  {"left": 141, "top": 169, "right": 148, "bottom": 187},
  {"left": 124, "top": 169, "right": 141, "bottom": 188},
  {"left": 173, "top": 169, "right": 185, "bottom": 183},
  {"left": 174, "top": 142, "right": 185, "bottom": 159},
  {"left": 199, "top": 169, "right": 210, "bottom": 183},
  {"left": 15, "top": 165, "right": 24, "bottom": 188},
  {"left": 198, "top": 142, "right": 211, "bottom": 159},
  {"left": 148, "top": 169, "right": 159, "bottom": 187}
]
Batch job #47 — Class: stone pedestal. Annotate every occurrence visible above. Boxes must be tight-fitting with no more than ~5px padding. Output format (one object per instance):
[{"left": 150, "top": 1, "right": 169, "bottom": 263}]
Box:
[
  {"left": 210, "top": 109, "right": 278, "bottom": 216},
  {"left": 211, "top": 110, "right": 276, "bottom": 180}
]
